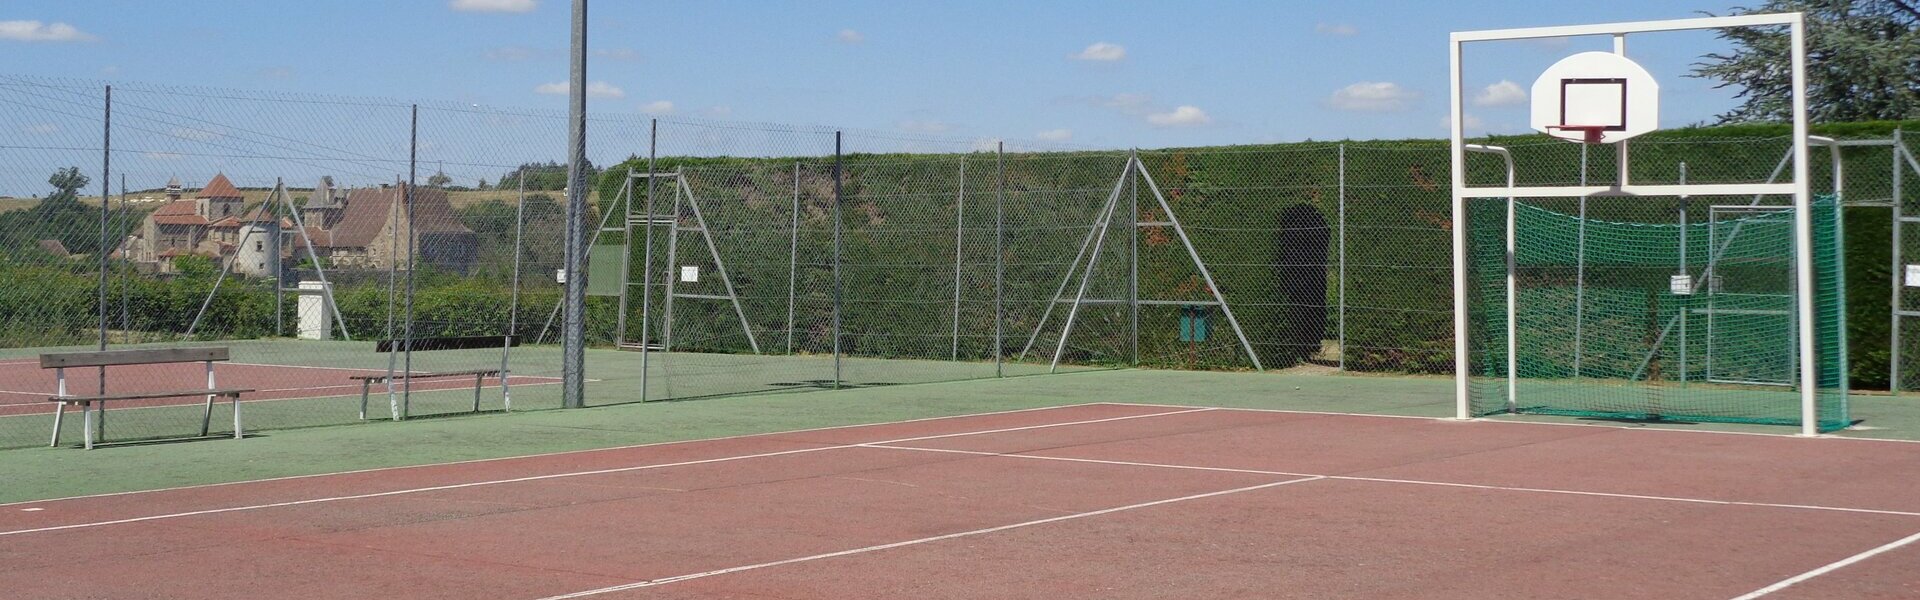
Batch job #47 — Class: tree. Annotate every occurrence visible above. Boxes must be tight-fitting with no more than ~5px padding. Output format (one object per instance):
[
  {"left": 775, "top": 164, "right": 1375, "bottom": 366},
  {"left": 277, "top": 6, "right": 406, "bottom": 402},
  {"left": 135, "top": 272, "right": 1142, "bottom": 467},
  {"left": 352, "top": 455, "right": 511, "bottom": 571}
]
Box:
[
  {"left": 1693, "top": 1, "right": 1920, "bottom": 123},
  {"left": 427, "top": 170, "right": 453, "bottom": 188},
  {"left": 47, "top": 166, "right": 89, "bottom": 202}
]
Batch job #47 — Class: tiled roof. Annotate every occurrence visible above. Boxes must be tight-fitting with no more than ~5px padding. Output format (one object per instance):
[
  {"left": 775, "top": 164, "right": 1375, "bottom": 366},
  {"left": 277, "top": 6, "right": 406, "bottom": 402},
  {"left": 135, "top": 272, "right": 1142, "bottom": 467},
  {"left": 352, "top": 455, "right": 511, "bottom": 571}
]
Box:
[
  {"left": 329, "top": 185, "right": 470, "bottom": 248},
  {"left": 209, "top": 216, "right": 241, "bottom": 228},
  {"left": 197, "top": 173, "right": 243, "bottom": 200}
]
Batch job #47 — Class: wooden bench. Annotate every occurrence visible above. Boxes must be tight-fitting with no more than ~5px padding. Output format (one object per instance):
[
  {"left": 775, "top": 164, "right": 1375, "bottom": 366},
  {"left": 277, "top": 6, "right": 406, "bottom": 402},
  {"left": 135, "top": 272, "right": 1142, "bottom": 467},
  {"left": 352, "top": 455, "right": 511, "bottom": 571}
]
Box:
[
  {"left": 352, "top": 336, "right": 516, "bottom": 420},
  {"left": 41, "top": 347, "right": 253, "bottom": 449}
]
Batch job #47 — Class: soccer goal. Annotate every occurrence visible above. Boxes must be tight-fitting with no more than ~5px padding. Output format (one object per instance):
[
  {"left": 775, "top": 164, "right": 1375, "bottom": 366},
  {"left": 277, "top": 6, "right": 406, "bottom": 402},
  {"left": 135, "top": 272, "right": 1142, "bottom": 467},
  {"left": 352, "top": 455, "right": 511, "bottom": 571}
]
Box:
[{"left": 1449, "top": 14, "right": 1851, "bottom": 435}]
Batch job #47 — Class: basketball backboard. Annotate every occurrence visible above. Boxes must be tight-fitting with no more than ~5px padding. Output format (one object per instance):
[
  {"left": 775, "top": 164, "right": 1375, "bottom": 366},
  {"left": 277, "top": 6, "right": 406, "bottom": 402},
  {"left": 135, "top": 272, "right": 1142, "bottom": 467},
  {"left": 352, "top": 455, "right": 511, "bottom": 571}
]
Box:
[{"left": 1529, "top": 51, "right": 1659, "bottom": 144}]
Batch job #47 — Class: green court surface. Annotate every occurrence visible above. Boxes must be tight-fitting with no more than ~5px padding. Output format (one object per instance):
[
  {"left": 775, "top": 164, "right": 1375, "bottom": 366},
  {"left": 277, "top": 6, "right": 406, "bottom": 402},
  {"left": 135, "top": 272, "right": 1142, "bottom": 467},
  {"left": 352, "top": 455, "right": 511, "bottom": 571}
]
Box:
[{"left": 5, "top": 363, "right": 1918, "bottom": 505}]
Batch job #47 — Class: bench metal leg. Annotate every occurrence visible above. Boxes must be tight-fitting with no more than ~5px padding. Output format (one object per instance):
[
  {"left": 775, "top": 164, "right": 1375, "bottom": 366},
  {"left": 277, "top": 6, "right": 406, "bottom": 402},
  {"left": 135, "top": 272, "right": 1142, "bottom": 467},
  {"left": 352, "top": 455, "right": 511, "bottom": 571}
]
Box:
[
  {"left": 50, "top": 401, "right": 65, "bottom": 447},
  {"left": 473, "top": 373, "right": 484, "bottom": 412},
  {"left": 201, "top": 394, "right": 215, "bottom": 437},
  {"left": 82, "top": 402, "right": 95, "bottom": 450},
  {"left": 233, "top": 395, "right": 243, "bottom": 440},
  {"left": 359, "top": 379, "right": 372, "bottom": 420}
]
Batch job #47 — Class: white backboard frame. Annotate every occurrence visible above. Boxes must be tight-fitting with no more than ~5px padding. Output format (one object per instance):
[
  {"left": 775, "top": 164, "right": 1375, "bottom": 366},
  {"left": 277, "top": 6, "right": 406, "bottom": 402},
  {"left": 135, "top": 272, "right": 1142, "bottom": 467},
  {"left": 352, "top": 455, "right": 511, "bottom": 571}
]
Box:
[{"left": 1448, "top": 13, "right": 1819, "bottom": 434}]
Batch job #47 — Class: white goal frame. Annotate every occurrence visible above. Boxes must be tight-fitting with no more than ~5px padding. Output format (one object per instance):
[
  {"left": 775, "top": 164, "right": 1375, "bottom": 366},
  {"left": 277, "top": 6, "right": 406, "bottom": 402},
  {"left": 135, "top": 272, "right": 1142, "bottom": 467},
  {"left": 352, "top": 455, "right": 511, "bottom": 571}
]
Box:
[{"left": 1448, "top": 13, "right": 1822, "bottom": 435}]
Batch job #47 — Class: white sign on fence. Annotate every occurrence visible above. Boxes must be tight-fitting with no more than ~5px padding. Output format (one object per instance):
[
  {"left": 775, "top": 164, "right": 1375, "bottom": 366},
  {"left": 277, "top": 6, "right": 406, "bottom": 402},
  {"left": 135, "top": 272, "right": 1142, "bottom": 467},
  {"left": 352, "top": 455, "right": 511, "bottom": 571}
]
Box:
[
  {"left": 681, "top": 266, "right": 700, "bottom": 283},
  {"left": 1907, "top": 264, "right": 1920, "bottom": 288},
  {"left": 1669, "top": 274, "right": 1694, "bottom": 296}
]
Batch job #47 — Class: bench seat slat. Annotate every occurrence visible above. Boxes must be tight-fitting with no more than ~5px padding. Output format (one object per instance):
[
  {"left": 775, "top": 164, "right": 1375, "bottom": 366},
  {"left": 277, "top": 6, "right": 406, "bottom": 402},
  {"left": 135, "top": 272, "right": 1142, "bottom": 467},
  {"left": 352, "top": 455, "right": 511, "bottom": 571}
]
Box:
[
  {"left": 347, "top": 369, "right": 500, "bottom": 381},
  {"left": 40, "top": 347, "right": 231, "bottom": 369},
  {"left": 51, "top": 388, "right": 254, "bottom": 403}
]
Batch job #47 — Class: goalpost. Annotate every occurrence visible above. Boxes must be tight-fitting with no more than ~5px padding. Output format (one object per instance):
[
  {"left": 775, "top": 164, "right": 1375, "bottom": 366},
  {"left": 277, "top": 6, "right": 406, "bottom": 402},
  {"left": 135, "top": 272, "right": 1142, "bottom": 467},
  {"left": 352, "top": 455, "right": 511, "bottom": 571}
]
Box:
[{"left": 1449, "top": 13, "right": 1846, "bottom": 435}]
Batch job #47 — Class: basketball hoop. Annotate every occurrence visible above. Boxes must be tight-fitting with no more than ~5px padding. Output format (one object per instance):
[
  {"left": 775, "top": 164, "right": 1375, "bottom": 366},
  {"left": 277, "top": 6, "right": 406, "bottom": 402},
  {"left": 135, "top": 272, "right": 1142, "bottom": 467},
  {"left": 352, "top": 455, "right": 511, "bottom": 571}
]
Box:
[{"left": 1548, "top": 125, "right": 1610, "bottom": 144}]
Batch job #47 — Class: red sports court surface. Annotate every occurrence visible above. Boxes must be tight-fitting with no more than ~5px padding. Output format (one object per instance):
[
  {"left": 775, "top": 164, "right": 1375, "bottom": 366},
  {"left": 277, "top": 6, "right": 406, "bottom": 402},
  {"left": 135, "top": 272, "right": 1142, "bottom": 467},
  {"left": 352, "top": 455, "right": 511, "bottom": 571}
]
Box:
[
  {"left": 3, "top": 403, "right": 1917, "bottom": 599},
  {"left": 0, "top": 359, "right": 556, "bottom": 416}
]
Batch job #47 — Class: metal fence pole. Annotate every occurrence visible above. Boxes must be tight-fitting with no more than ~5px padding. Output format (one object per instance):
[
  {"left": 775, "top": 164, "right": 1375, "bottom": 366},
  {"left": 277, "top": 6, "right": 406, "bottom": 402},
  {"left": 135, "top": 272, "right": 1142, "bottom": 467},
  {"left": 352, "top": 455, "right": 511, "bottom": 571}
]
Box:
[
  {"left": 788, "top": 160, "right": 800, "bottom": 355},
  {"left": 560, "top": 0, "right": 590, "bottom": 409},
  {"left": 96, "top": 85, "right": 110, "bottom": 411},
  {"left": 401, "top": 104, "right": 419, "bottom": 417},
  {"left": 1575, "top": 143, "right": 1589, "bottom": 378},
  {"left": 1894, "top": 128, "right": 1907, "bottom": 395},
  {"left": 832, "top": 131, "right": 844, "bottom": 389},
  {"left": 1129, "top": 151, "right": 1140, "bottom": 366},
  {"left": 1337, "top": 143, "right": 1347, "bottom": 371},
  {"left": 639, "top": 122, "right": 659, "bottom": 400},
  {"left": 951, "top": 159, "right": 966, "bottom": 361},
  {"left": 504, "top": 171, "right": 526, "bottom": 411},
  {"left": 1678, "top": 162, "right": 1689, "bottom": 385},
  {"left": 994, "top": 142, "right": 1005, "bottom": 377}
]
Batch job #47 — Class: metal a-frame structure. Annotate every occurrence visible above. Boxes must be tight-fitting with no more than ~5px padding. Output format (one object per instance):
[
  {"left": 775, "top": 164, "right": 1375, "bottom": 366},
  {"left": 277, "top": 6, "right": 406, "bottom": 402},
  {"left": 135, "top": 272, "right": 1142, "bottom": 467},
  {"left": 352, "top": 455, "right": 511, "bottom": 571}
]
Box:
[
  {"left": 614, "top": 168, "right": 760, "bottom": 355},
  {"left": 1019, "top": 152, "right": 1262, "bottom": 372}
]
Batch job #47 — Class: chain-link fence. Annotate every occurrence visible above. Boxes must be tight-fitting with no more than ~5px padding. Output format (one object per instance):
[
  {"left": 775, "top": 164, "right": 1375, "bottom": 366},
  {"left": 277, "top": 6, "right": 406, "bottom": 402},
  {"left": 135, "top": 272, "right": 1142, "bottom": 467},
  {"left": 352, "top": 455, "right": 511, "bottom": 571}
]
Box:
[{"left": 0, "top": 74, "right": 1914, "bottom": 449}]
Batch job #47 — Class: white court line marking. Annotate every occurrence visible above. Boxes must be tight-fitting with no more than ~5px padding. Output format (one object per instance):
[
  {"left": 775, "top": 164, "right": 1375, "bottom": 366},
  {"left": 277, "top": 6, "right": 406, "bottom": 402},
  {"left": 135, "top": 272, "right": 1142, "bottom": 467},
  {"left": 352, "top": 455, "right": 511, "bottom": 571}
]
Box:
[
  {"left": 862, "top": 444, "right": 1920, "bottom": 519},
  {"left": 0, "top": 407, "right": 1215, "bottom": 535},
  {"left": 1729, "top": 528, "right": 1920, "bottom": 599},
  {"left": 0, "top": 402, "right": 1115, "bottom": 508},
  {"left": 532, "top": 475, "right": 1325, "bottom": 600},
  {"left": 1100, "top": 402, "right": 1920, "bottom": 445}
]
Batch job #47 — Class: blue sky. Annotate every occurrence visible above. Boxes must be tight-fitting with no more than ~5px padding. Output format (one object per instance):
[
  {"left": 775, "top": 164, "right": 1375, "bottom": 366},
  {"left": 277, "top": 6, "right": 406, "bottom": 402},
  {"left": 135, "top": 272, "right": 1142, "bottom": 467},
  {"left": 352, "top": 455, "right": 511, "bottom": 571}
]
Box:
[{"left": 0, "top": 0, "right": 1754, "bottom": 152}]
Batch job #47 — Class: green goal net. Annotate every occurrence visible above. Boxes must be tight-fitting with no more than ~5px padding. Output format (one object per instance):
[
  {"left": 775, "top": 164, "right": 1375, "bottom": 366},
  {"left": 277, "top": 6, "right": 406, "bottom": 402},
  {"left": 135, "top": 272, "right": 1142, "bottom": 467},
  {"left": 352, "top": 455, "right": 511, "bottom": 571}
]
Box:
[{"left": 1465, "top": 195, "right": 1849, "bottom": 431}]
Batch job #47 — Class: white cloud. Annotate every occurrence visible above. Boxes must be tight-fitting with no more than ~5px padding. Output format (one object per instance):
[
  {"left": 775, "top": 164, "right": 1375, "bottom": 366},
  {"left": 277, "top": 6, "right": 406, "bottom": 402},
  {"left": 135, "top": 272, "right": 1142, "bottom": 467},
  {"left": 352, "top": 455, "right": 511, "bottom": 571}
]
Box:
[
  {"left": 639, "top": 100, "right": 676, "bottom": 115},
  {"left": 1327, "top": 81, "right": 1417, "bottom": 112},
  {"left": 1146, "top": 105, "right": 1212, "bottom": 127},
  {"left": 1035, "top": 128, "right": 1073, "bottom": 142},
  {"left": 836, "top": 29, "right": 865, "bottom": 44},
  {"left": 1071, "top": 42, "right": 1126, "bottom": 61},
  {"left": 970, "top": 138, "right": 1001, "bottom": 152},
  {"left": 897, "top": 119, "right": 952, "bottom": 134},
  {"left": 534, "top": 80, "right": 625, "bottom": 98},
  {"left": 0, "top": 20, "right": 96, "bottom": 42},
  {"left": 450, "top": 0, "right": 537, "bottom": 13},
  {"left": 1314, "top": 23, "right": 1357, "bottom": 36},
  {"left": 1472, "top": 80, "right": 1527, "bottom": 107}
]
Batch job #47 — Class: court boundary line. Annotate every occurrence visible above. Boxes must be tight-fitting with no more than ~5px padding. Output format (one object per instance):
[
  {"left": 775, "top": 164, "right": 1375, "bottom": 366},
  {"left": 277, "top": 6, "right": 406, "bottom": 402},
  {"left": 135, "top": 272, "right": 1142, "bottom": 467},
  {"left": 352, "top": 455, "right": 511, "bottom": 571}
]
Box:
[
  {"left": 0, "top": 401, "right": 1117, "bottom": 509},
  {"left": 1730, "top": 528, "right": 1920, "bottom": 599},
  {"left": 0, "top": 407, "right": 1209, "bottom": 527},
  {"left": 862, "top": 444, "right": 1920, "bottom": 518},
  {"left": 1099, "top": 402, "right": 1920, "bottom": 445},
  {"left": 531, "top": 475, "right": 1327, "bottom": 599}
]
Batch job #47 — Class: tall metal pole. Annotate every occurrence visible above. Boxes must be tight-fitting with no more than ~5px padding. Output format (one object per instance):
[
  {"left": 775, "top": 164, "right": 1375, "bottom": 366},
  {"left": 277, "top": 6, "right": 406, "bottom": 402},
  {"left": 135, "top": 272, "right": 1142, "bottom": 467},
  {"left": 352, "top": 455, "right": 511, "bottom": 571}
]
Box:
[
  {"left": 951, "top": 159, "right": 966, "bottom": 361},
  {"left": 402, "top": 104, "right": 419, "bottom": 416},
  {"left": 505, "top": 171, "right": 526, "bottom": 411},
  {"left": 1788, "top": 16, "right": 1818, "bottom": 435},
  {"left": 97, "top": 85, "right": 110, "bottom": 400},
  {"left": 1894, "top": 128, "right": 1906, "bottom": 396},
  {"left": 1337, "top": 143, "right": 1347, "bottom": 371},
  {"left": 831, "top": 132, "right": 844, "bottom": 388},
  {"left": 118, "top": 174, "right": 130, "bottom": 343},
  {"left": 994, "top": 141, "right": 1005, "bottom": 377},
  {"left": 1575, "top": 143, "right": 1588, "bottom": 379},
  {"left": 96, "top": 84, "right": 113, "bottom": 339},
  {"left": 1129, "top": 151, "right": 1140, "bottom": 366},
  {"left": 273, "top": 179, "right": 285, "bottom": 338},
  {"left": 639, "top": 120, "right": 658, "bottom": 400},
  {"left": 560, "top": 0, "right": 590, "bottom": 408},
  {"left": 787, "top": 160, "right": 800, "bottom": 355},
  {"left": 1678, "top": 162, "right": 1689, "bottom": 386}
]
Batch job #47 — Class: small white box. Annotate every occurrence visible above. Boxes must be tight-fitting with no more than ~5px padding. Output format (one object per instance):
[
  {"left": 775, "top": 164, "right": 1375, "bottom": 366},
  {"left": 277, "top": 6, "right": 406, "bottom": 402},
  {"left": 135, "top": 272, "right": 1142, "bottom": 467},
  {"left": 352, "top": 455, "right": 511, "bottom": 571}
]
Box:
[
  {"left": 555, "top": 269, "right": 568, "bottom": 284},
  {"left": 1669, "top": 274, "right": 1694, "bottom": 296},
  {"left": 680, "top": 266, "right": 700, "bottom": 283},
  {"left": 1907, "top": 264, "right": 1920, "bottom": 288}
]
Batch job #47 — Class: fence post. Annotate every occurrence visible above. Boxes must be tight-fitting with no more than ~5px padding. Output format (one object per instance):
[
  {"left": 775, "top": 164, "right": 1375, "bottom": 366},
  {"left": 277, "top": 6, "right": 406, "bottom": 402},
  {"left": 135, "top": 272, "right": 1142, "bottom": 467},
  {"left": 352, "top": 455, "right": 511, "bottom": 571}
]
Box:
[
  {"left": 995, "top": 141, "right": 1005, "bottom": 377},
  {"left": 1894, "top": 127, "right": 1906, "bottom": 396},
  {"left": 559, "top": 0, "right": 589, "bottom": 409},
  {"left": 832, "top": 131, "right": 844, "bottom": 389},
  {"left": 788, "top": 160, "right": 800, "bottom": 355},
  {"left": 1129, "top": 151, "right": 1140, "bottom": 366},
  {"left": 401, "top": 104, "right": 419, "bottom": 417},
  {"left": 1337, "top": 143, "right": 1346, "bottom": 371},
  {"left": 952, "top": 159, "right": 966, "bottom": 361}
]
